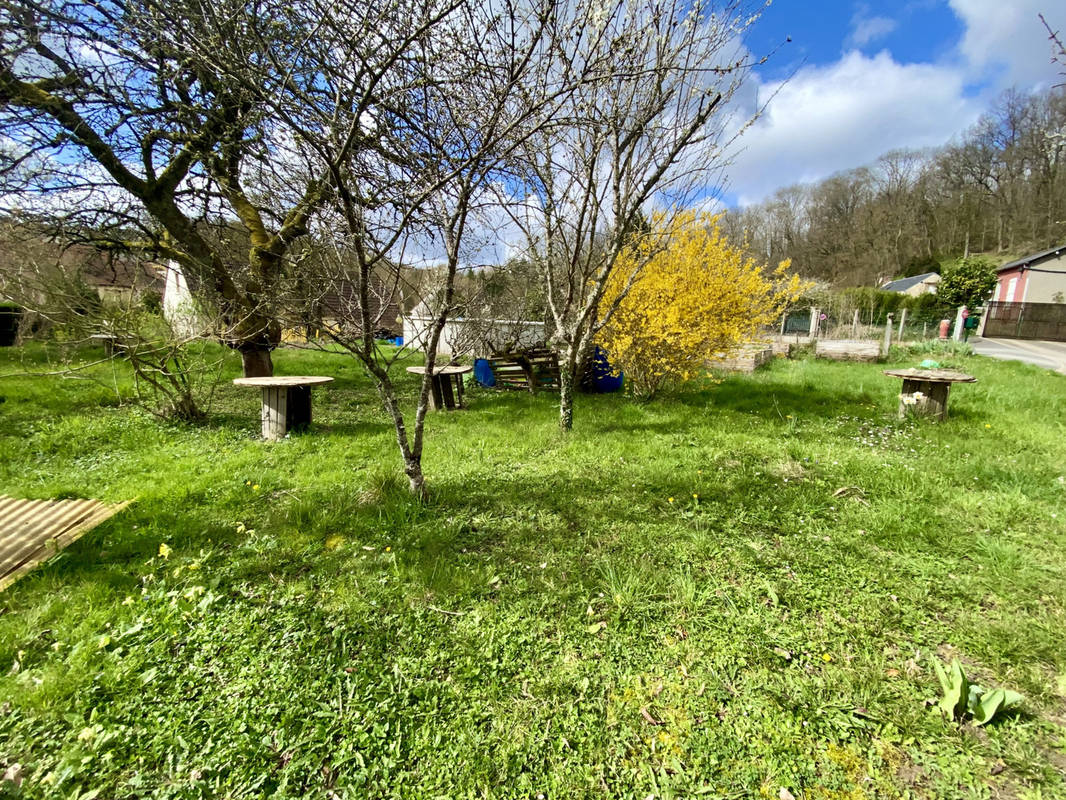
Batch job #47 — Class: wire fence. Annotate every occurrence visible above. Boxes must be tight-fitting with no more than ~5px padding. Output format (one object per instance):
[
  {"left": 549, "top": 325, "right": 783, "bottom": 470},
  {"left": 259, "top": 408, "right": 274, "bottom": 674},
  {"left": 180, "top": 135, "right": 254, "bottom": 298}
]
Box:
[{"left": 780, "top": 306, "right": 958, "bottom": 343}]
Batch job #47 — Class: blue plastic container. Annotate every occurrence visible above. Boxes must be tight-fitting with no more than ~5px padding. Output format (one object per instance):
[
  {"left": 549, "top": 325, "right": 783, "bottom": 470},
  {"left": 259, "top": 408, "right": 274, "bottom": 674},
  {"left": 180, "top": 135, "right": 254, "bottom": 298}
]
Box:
[
  {"left": 583, "top": 346, "right": 623, "bottom": 393},
  {"left": 473, "top": 358, "right": 496, "bottom": 388}
]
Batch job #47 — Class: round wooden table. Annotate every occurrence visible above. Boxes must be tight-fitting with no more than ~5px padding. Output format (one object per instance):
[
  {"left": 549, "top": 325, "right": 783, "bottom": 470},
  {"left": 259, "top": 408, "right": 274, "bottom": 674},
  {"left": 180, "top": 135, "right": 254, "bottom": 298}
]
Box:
[
  {"left": 883, "top": 368, "right": 976, "bottom": 420},
  {"left": 406, "top": 365, "right": 473, "bottom": 411},
  {"left": 233, "top": 376, "right": 334, "bottom": 440}
]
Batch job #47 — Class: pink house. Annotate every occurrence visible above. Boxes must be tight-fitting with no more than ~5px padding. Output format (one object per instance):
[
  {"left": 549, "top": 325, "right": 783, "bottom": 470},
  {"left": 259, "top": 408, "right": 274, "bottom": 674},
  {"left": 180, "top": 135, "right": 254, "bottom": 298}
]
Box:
[{"left": 996, "top": 244, "right": 1066, "bottom": 303}]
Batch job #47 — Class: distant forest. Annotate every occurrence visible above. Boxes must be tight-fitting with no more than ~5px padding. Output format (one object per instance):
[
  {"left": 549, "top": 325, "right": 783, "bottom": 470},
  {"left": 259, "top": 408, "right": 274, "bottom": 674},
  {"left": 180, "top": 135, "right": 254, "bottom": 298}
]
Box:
[{"left": 723, "top": 87, "right": 1066, "bottom": 288}]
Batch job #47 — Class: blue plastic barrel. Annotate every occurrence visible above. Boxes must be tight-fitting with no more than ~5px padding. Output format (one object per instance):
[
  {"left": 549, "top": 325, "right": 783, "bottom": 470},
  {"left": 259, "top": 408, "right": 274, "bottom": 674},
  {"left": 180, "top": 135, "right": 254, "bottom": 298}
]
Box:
[
  {"left": 583, "top": 346, "right": 623, "bottom": 393},
  {"left": 473, "top": 358, "right": 496, "bottom": 388}
]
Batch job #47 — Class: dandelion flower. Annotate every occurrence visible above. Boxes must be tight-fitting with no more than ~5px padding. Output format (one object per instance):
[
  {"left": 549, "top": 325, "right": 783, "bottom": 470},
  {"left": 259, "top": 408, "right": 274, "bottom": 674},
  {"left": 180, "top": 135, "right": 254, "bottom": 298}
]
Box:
[
  {"left": 985, "top": 424, "right": 991, "bottom": 429},
  {"left": 667, "top": 497, "right": 674, "bottom": 503},
  {"left": 385, "top": 546, "right": 392, "bottom": 552},
  {"left": 822, "top": 653, "right": 833, "bottom": 663},
  {"left": 252, "top": 484, "right": 260, "bottom": 491},
  {"left": 158, "top": 542, "right": 172, "bottom": 559}
]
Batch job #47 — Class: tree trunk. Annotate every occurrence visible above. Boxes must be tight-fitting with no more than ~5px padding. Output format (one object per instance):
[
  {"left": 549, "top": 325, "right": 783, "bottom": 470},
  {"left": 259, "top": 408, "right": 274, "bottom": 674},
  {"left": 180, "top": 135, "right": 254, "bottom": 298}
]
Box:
[
  {"left": 405, "top": 458, "right": 427, "bottom": 498},
  {"left": 169, "top": 393, "right": 203, "bottom": 422},
  {"left": 558, "top": 358, "right": 575, "bottom": 432},
  {"left": 240, "top": 346, "right": 274, "bottom": 378},
  {"left": 370, "top": 367, "right": 430, "bottom": 498}
]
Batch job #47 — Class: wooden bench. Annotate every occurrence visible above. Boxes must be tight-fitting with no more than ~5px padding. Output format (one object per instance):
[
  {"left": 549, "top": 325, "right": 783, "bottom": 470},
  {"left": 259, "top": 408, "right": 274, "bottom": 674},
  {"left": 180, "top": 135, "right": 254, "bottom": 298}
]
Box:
[{"left": 233, "top": 376, "right": 334, "bottom": 440}]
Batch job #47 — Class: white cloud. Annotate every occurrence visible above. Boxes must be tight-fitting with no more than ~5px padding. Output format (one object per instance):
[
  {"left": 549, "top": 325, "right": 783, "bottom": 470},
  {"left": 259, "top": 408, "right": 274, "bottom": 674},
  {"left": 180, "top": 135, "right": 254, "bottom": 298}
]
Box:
[
  {"left": 949, "top": 0, "right": 1065, "bottom": 90},
  {"left": 847, "top": 9, "right": 897, "bottom": 47},
  {"left": 726, "top": 51, "right": 978, "bottom": 206},
  {"left": 724, "top": 1, "right": 1066, "bottom": 206}
]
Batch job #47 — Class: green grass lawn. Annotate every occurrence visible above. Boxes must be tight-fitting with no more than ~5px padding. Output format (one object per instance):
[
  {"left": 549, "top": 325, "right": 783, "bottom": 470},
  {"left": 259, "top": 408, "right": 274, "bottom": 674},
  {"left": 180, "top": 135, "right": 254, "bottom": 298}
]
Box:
[{"left": 1, "top": 342, "right": 1065, "bottom": 799}]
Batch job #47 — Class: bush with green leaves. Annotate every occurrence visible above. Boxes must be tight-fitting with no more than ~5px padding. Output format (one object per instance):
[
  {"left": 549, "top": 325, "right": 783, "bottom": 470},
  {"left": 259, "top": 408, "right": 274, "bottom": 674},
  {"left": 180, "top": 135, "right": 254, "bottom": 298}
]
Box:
[{"left": 937, "top": 257, "right": 997, "bottom": 310}]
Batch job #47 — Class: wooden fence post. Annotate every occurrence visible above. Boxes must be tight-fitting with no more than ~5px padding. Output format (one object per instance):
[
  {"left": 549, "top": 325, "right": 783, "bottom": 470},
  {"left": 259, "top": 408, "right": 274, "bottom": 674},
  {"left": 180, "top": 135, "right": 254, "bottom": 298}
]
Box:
[
  {"left": 808, "top": 307, "right": 819, "bottom": 339},
  {"left": 897, "top": 308, "right": 907, "bottom": 342},
  {"left": 882, "top": 313, "right": 894, "bottom": 357},
  {"left": 851, "top": 309, "right": 860, "bottom": 338},
  {"left": 953, "top": 306, "right": 965, "bottom": 341}
]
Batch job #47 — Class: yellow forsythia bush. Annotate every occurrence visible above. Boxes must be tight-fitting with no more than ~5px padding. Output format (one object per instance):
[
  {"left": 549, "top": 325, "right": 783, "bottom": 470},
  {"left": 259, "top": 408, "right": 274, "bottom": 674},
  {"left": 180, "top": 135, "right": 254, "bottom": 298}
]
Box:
[{"left": 598, "top": 211, "right": 808, "bottom": 397}]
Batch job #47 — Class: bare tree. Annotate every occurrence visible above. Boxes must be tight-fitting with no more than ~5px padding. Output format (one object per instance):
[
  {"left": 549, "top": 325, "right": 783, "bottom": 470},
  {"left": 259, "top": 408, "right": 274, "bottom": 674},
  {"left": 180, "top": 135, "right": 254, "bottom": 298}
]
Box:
[
  {"left": 504, "top": 0, "right": 766, "bottom": 431},
  {"left": 205, "top": 0, "right": 576, "bottom": 494},
  {"left": 1043, "top": 13, "right": 1066, "bottom": 86},
  {"left": 0, "top": 0, "right": 361, "bottom": 377}
]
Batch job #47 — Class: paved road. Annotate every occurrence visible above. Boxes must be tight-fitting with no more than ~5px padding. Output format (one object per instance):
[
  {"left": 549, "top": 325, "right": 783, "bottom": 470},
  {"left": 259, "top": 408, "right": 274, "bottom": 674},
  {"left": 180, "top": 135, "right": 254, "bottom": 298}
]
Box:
[{"left": 971, "top": 337, "right": 1066, "bottom": 374}]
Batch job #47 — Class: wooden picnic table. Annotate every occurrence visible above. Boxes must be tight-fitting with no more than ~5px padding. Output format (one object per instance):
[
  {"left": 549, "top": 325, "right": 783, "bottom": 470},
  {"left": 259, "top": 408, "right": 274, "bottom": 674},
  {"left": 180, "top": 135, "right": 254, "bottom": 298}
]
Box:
[
  {"left": 406, "top": 365, "right": 472, "bottom": 411},
  {"left": 233, "top": 375, "right": 334, "bottom": 440},
  {"left": 883, "top": 368, "right": 976, "bottom": 420}
]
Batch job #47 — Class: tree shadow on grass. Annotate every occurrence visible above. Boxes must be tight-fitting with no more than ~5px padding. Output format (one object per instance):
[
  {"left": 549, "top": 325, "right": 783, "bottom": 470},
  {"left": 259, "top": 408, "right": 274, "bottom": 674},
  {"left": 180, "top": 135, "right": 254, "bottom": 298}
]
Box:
[
  {"left": 584, "top": 382, "right": 888, "bottom": 436},
  {"left": 193, "top": 408, "right": 395, "bottom": 441},
  {"left": 677, "top": 379, "right": 884, "bottom": 419},
  {"left": 3, "top": 503, "right": 241, "bottom": 601}
]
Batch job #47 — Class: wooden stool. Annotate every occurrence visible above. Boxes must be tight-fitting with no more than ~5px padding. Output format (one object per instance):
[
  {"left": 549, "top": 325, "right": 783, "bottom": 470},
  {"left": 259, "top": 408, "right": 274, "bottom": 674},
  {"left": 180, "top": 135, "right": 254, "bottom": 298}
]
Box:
[
  {"left": 233, "top": 376, "right": 334, "bottom": 440},
  {"left": 883, "top": 368, "right": 976, "bottom": 420},
  {"left": 406, "top": 365, "right": 473, "bottom": 410}
]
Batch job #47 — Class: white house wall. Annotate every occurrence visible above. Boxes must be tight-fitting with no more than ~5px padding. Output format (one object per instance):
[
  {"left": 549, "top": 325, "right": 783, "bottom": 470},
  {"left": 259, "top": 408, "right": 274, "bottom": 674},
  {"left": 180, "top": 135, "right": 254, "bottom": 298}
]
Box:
[
  {"left": 1022, "top": 254, "right": 1066, "bottom": 303},
  {"left": 402, "top": 315, "right": 547, "bottom": 357},
  {"left": 162, "top": 260, "right": 209, "bottom": 339}
]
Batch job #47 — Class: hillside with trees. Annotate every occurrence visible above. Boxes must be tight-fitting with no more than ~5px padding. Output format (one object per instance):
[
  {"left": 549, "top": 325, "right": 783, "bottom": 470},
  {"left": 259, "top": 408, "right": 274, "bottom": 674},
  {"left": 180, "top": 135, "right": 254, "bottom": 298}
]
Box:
[{"left": 724, "top": 88, "right": 1066, "bottom": 287}]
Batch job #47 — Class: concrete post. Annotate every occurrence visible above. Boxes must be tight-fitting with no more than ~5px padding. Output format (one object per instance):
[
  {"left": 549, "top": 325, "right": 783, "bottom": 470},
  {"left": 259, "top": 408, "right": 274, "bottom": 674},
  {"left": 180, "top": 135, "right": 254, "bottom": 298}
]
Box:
[
  {"left": 953, "top": 306, "right": 965, "bottom": 342},
  {"left": 808, "top": 307, "right": 819, "bottom": 339},
  {"left": 897, "top": 308, "right": 908, "bottom": 342},
  {"left": 883, "top": 313, "right": 894, "bottom": 357}
]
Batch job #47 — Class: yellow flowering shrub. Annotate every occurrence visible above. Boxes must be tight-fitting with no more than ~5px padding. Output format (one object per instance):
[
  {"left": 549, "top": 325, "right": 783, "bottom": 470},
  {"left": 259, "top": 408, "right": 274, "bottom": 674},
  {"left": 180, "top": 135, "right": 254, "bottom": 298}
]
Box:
[{"left": 598, "top": 211, "right": 808, "bottom": 397}]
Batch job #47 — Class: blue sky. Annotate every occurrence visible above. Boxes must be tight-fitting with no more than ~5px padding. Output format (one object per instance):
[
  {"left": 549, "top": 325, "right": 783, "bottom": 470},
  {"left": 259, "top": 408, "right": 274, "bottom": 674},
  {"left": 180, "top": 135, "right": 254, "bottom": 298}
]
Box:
[
  {"left": 723, "top": 0, "right": 1066, "bottom": 206},
  {"left": 744, "top": 1, "right": 965, "bottom": 83}
]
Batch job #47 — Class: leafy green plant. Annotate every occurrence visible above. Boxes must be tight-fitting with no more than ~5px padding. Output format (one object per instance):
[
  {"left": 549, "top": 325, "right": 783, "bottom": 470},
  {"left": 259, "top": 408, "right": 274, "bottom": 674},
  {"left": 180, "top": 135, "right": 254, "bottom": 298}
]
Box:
[
  {"left": 937, "top": 257, "right": 997, "bottom": 310},
  {"left": 932, "top": 658, "right": 1023, "bottom": 726}
]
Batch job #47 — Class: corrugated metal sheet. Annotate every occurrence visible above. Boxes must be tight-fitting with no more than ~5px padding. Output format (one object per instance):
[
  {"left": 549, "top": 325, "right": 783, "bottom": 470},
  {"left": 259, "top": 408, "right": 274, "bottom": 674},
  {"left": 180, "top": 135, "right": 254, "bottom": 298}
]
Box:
[{"left": 0, "top": 494, "right": 131, "bottom": 591}]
